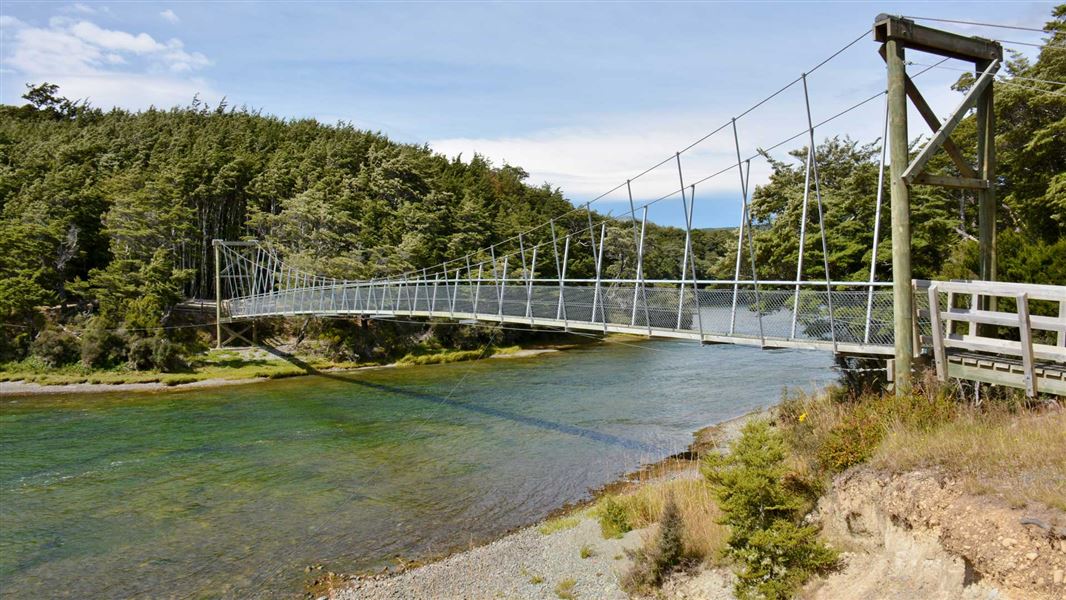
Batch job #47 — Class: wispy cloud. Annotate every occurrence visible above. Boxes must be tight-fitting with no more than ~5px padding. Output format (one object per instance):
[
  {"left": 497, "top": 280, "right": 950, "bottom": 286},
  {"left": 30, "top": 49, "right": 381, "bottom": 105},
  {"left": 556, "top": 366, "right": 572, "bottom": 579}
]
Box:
[
  {"left": 160, "top": 9, "right": 180, "bottom": 25},
  {"left": 68, "top": 3, "right": 98, "bottom": 15},
  {"left": 0, "top": 14, "right": 216, "bottom": 108},
  {"left": 429, "top": 91, "right": 892, "bottom": 209}
]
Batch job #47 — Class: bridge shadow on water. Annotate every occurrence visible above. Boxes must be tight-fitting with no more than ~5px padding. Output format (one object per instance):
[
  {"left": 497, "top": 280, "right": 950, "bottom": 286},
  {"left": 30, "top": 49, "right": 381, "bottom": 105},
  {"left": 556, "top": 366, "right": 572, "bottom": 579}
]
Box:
[{"left": 261, "top": 344, "right": 663, "bottom": 454}]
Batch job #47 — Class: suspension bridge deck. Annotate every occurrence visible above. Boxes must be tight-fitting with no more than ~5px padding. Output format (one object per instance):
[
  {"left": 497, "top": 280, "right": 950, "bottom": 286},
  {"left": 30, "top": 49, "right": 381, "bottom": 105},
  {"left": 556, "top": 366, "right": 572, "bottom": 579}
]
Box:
[{"left": 213, "top": 240, "right": 1066, "bottom": 397}]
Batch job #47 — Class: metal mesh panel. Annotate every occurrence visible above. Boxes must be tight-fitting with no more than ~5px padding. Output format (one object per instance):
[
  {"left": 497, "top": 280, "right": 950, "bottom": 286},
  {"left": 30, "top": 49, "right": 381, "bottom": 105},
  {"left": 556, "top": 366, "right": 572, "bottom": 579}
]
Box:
[
  {"left": 226, "top": 278, "right": 896, "bottom": 348},
  {"left": 216, "top": 241, "right": 903, "bottom": 353}
]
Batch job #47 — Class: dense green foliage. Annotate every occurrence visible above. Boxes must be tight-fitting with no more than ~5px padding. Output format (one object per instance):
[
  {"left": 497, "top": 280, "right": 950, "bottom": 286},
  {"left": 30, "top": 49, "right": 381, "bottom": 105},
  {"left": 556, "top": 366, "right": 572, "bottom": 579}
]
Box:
[
  {"left": 703, "top": 419, "right": 837, "bottom": 599},
  {"left": 0, "top": 83, "right": 713, "bottom": 367}
]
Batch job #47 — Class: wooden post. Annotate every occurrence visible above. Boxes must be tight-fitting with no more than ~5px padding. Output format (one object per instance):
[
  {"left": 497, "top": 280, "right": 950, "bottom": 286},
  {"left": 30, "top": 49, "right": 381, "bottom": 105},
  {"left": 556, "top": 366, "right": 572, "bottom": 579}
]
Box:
[
  {"left": 887, "top": 37, "right": 913, "bottom": 394},
  {"left": 214, "top": 241, "right": 222, "bottom": 349},
  {"left": 976, "top": 61, "right": 997, "bottom": 298}
]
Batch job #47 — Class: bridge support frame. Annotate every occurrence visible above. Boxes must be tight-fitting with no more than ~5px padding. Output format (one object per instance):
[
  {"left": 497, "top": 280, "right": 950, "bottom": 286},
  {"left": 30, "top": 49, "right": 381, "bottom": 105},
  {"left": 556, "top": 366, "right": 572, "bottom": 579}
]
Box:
[{"left": 874, "top": 15, "right": 1002, "bottom": 394}]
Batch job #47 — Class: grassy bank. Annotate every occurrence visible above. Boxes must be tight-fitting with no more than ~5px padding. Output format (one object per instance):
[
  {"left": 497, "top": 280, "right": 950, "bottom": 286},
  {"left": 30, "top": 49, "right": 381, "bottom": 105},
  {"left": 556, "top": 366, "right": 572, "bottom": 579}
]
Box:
[
  {"left": 395, "top": 345, "right": 523, "bottom": 366},
  {"left": 0, "top": 348, "right": 359, "bottom": 387},
  {"left": 0, "top": 343, "right": 552, "bottom": 389},
  {"left": 778, "top": 384, "right": 1065, "bottom": 511}
]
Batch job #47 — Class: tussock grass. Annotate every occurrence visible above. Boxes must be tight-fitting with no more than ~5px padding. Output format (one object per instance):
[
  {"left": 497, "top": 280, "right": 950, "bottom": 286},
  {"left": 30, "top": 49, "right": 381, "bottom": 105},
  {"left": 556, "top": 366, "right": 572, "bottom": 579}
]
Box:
[
  {"left": 595, "top": 477, "right": 725, "bottom": 561},
  {"left": 553, "top": 577, "right": 577, "bottom": 599},
  {"left": 538, "top": 514, "right": 581, "bottom": 535},
  {"left": 395, "top": 345, "right": 522, "bottom": 366},
  {"left": 395, "top": 348, "right": 487, "bottom": 366},
  {"left": 873, "top": 409, "right": 1066, "bottom": 511},
  {"left": 778, "top": 381, "right": 1065, "bottom": 511}
]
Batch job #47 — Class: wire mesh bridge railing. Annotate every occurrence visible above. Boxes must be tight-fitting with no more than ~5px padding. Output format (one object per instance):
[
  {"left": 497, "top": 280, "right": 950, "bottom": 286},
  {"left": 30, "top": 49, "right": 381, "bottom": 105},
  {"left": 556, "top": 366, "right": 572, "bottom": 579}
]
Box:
[{"left": 215, "top": 241, "right": 897, "bottom": 355}]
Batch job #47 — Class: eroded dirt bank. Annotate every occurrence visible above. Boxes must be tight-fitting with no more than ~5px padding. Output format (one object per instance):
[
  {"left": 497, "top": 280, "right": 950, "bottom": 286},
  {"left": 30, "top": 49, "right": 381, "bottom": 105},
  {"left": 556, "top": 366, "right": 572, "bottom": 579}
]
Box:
[{"left": 807, "top": 468, "right": 1066, "bottom": 600}]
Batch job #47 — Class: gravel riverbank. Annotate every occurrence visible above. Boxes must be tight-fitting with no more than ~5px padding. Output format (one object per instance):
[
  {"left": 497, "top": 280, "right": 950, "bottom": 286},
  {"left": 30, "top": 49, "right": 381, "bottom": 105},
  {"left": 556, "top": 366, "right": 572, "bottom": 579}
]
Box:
[{"left": 329, "top": 411, "right": 765, "bottom": 600}]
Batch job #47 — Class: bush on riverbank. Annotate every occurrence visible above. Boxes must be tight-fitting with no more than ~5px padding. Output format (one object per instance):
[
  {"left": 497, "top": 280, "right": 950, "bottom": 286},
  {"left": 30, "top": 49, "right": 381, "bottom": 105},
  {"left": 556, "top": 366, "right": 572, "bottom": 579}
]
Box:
[
  {"left": 704, "top": 419, "right": 837, "bottom": 599},
  {"left": 622, "top": 492, "right": 689, "bottom": 592}
]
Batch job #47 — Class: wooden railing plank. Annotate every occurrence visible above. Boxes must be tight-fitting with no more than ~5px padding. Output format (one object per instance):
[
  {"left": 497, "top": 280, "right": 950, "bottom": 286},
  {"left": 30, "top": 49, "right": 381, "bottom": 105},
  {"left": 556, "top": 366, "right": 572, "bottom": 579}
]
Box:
[
  {"left": 942, "top": 308, "right": 1066, "bottom": 333},
  {"left": 928, "top": 284, "right": 947, "bottom": 381},
  {"left": 1017, "top": 293, "right": 1037, "bottom": 396}
]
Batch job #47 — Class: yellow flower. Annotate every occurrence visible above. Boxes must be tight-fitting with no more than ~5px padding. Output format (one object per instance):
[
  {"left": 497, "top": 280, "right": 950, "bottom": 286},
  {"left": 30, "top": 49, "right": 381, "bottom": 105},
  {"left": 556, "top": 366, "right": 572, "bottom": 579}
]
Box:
[{"left": 798, "top": 412, "right": 807, "bottom": 423}]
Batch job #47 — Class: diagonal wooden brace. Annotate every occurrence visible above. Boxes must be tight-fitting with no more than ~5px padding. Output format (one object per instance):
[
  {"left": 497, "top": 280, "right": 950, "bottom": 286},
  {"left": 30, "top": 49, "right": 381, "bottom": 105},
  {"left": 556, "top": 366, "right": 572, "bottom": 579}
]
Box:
[
  {"left": 902, "top": 59, "right": 999, "bottom": 185},
  {"left": 879, "top": 46, "right": 977, "bottom": 179}
]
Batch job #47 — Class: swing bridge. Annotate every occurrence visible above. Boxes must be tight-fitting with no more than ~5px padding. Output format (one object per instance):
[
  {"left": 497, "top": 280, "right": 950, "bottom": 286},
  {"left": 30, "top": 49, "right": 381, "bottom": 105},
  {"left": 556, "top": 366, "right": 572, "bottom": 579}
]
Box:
[{"left": 213, "top": 15, "right": 1066, "bottom": 397}]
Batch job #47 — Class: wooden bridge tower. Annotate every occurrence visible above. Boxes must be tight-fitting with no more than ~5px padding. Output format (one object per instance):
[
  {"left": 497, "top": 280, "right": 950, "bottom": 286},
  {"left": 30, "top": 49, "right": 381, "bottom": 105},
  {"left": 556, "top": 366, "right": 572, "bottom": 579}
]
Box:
[{"left": 875, "top": 15, "right": 1003, "bottom": 393}]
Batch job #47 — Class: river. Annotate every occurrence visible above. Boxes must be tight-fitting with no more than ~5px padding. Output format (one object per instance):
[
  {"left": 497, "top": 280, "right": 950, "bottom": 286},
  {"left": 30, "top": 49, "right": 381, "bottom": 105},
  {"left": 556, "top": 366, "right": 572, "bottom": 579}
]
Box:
[{"left": 0, "top": 340, "right": 835, "bottom": 598}]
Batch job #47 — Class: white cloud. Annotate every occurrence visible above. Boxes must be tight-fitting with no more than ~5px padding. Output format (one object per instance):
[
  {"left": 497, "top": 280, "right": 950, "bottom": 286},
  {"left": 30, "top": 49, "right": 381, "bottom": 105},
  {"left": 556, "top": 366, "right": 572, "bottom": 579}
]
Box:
[
  {"left": 1, "top": 15, "right": 217, "bottom": 109},
  {"left": 69, "top": 20, "right": 165, "bottom": 53},
  {"left": 0, "top": 15, "right": 26, "bottom": 28},
  {"left": 70, "top": 3, "right": 97, "bottom": 15},
  {"left": 431, "top": 105, "right": 851, "bottom": 209},
  {"left": 160, "top": 9, "right": 179, "bottom": 24},
  {"left": 430, "top": 65, "right": 966, "bottom": 213}
]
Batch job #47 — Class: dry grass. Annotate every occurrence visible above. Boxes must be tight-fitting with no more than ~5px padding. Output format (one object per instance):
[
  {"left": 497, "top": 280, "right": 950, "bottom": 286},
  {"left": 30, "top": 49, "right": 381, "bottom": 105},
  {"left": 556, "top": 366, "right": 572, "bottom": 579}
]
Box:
[
  {"left": 596, "top": 477, "right": 726, "bottom": 561},
  {"left": 538, "top": 514, "right": 582, "bottom": 535},
  {"left": 554, "top": 577, "right": 577, "bottom": 599},
  {"left": 778, "top": 381, "right": 1065, "bottom": 512},
  {"left": 872, "top": 409, "right": 1066, "bottom": 511}
]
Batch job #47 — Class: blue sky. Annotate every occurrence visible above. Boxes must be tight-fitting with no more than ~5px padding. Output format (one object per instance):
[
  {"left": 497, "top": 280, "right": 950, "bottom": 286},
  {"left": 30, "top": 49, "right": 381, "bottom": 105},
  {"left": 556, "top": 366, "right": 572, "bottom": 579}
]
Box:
[{"left": 0, "top": 1, "right": 1053, "bottom": 228}]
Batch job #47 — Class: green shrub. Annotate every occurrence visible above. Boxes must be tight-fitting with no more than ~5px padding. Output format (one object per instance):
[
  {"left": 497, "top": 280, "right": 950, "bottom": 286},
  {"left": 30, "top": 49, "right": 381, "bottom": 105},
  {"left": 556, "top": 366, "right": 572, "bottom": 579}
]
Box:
[
  {"left": 30, "top": 328, "right": 79, "bottom": 367},
  {"left": 596, "top": 495, "right": 631, "bottom": 539},
  {"left": 704, "top": 419, "right": 837, "bottom": 600},
  {"left": 734, "top": 520, "right": 838, "bottom": 599},
  {"left": 621, "top": 492, "right": 687, "bottom": 592},
  {"left": 80, "top": 319, "right": 125, "bottom": 368},
  {"left": 816, "top": 408, "right": 883, "bottom": 473},
  {"left": 125, "top": 337, "right": 155, "bottom": 370},
  {"left": 126, "top": 336, "right": 187, "bottom": 372}
]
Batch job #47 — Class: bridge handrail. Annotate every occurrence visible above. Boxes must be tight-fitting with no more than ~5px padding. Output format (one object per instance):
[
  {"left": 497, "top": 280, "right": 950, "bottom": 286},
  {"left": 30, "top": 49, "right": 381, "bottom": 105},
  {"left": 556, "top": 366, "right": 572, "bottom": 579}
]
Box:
[
  {"left": 919, "top": 279, "right": 1066, "bottom": 396},
  {"left": 915, "top": 278, "right": 1066, "bottom": 303}
]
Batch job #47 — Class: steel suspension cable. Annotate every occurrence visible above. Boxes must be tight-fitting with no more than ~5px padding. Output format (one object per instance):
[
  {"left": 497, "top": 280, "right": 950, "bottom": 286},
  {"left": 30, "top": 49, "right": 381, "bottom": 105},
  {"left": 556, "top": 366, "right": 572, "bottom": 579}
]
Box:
[
  {"left": 236, "top": 53, "right": 952, "bottom": 298},
  {"left": 901, "top": 16, "right": 1050, "bottom": 33},
  {"left": 386, "top": 28, "right": 872, "bottom": 281}
]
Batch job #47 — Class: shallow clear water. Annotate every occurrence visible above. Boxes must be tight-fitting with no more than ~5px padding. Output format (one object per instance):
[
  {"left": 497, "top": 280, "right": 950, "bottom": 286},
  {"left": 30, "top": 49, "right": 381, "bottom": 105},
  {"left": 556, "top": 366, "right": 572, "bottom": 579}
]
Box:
[{"left": 0, "top": 341, "right": 834, "bottom": 599}]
